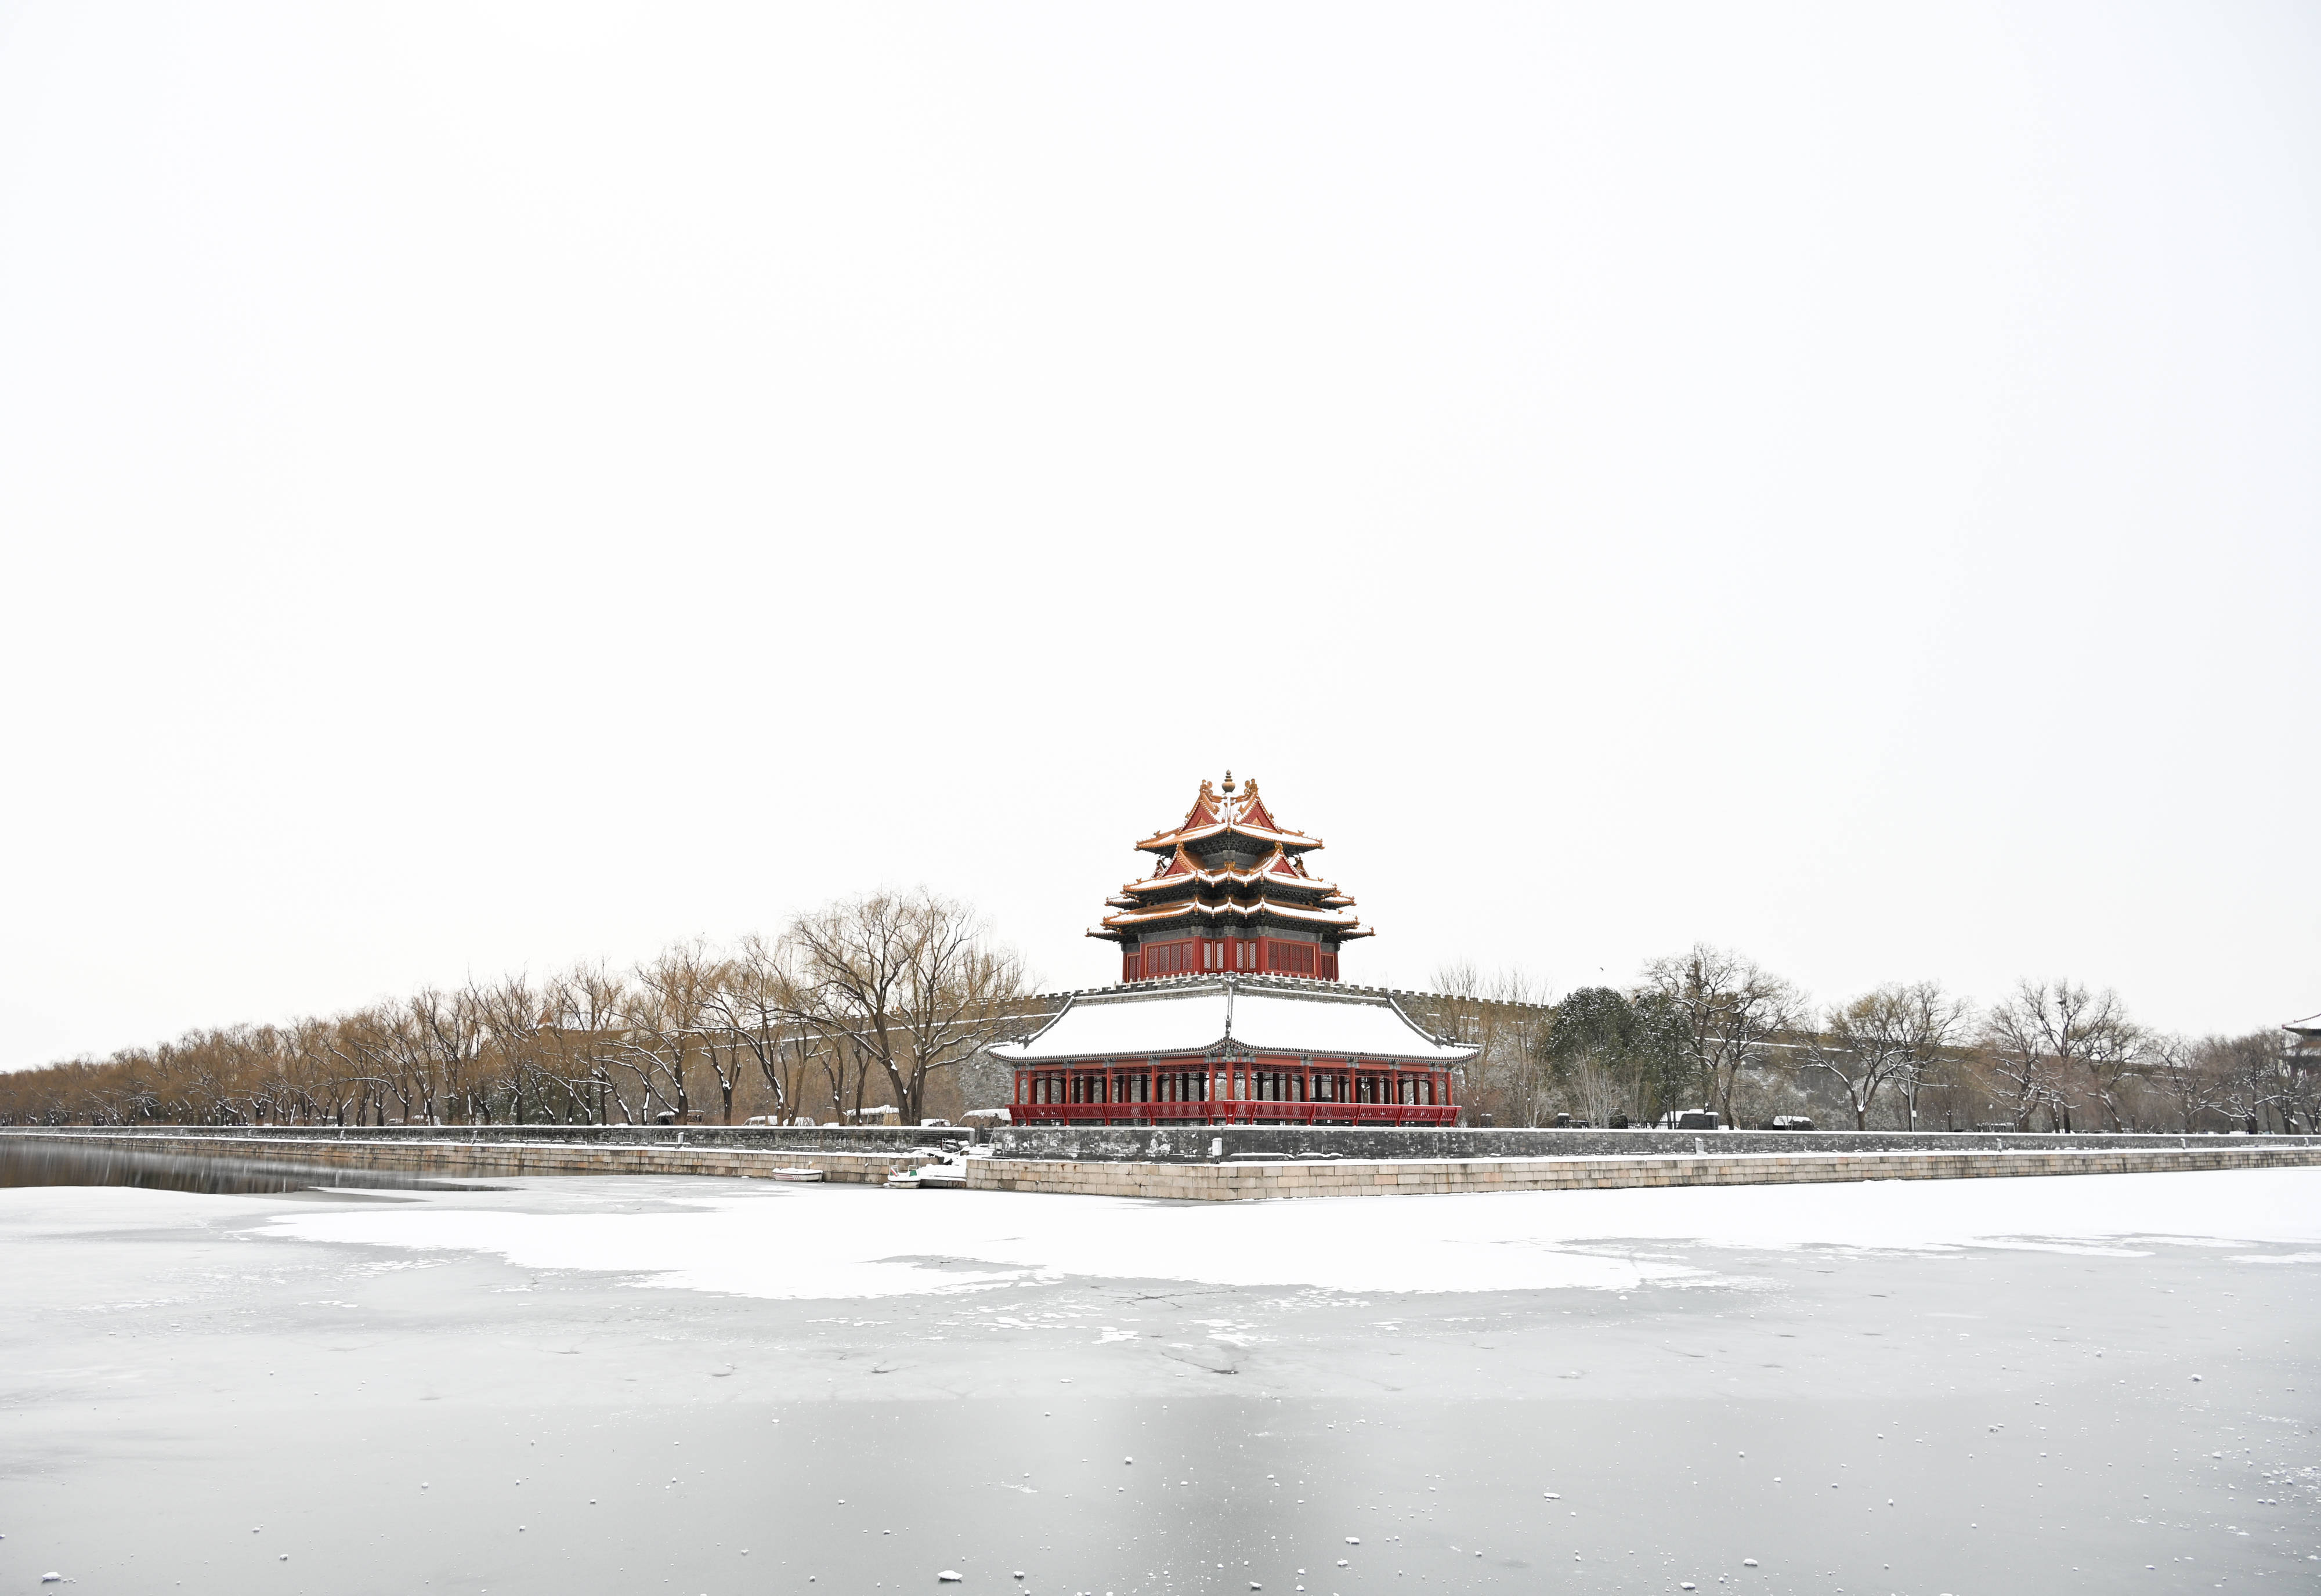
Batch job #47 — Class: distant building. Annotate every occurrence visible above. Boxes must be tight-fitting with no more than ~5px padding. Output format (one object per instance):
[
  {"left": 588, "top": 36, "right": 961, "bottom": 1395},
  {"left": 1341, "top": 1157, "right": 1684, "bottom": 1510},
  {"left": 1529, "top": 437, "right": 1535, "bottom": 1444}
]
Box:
[
  {"left": 2287, "top": 1012, "right": 2321, "bottom": 1074},
  {"left": 996, "top": 775, "right": 1472, "bottom": 1127}
]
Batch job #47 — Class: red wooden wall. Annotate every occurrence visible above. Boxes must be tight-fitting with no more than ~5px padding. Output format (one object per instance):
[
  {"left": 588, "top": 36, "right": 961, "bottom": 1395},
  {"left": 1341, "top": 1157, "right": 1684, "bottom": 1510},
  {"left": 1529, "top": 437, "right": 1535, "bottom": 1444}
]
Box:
[{"left": 1125, "top": 937, "right": 1338, "bottom": 983}]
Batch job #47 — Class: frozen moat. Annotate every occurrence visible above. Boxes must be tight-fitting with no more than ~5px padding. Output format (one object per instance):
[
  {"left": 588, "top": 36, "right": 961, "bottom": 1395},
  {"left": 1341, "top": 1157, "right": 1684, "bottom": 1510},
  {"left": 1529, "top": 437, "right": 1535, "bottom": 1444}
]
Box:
[{"left": 3, "top": 1166, "right": 2318, "bottom": 1594}]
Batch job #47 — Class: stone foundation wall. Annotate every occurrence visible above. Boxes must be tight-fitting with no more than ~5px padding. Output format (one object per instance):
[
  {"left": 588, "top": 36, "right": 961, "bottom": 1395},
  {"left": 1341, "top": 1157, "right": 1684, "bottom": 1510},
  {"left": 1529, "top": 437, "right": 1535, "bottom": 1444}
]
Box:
[
  {"left": 966, "top": 1142, "right": 2321, "bottom": 1200},
  {"left": 12, "top": 1128, "right": 2321, "bottom": 1201},
  {"left": 985, "top": 1124, "right": 2321, "bottom": 1162},
  {"left": 3, "top": 1123, "right": 974, "bottom": 1155},
  {"left": 2, "top": 1131, "right": 938, "bottom": 1185}
]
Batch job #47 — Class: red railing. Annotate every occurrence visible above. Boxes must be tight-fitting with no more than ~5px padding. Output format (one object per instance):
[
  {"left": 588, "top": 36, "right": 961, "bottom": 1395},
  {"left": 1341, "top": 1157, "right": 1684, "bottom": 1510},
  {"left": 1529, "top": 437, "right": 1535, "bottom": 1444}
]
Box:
[{"left": 1011, "top": 1102, "right": 1458, "bottom": 1128}]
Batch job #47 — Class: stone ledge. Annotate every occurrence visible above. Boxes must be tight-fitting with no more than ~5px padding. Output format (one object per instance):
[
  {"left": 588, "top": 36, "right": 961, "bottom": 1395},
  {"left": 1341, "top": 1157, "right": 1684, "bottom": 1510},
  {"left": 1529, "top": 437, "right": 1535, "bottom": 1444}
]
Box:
[
  {"left": 15, "top": 1133, "right": 2319, "bottom": 1202},
  {"left": 4, "top": 1132, "right": 931, "bottom": 1185},
  {"left": 965, "top": 1144, "right": 2321, "bottom": 1200}
]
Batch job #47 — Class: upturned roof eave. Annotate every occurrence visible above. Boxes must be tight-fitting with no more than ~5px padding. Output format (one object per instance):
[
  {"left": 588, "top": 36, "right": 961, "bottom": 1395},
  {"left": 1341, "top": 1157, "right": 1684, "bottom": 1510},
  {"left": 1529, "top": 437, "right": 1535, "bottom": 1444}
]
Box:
[
  {"left": 1133, "top": 820, "right": 1322, "bottom": 855},
  {"left": 1098, "top": 899, "right": 1366, "bottom": 930},
  {"left": 1122, "top": 869, "right": 1343, "bottom": 897}
]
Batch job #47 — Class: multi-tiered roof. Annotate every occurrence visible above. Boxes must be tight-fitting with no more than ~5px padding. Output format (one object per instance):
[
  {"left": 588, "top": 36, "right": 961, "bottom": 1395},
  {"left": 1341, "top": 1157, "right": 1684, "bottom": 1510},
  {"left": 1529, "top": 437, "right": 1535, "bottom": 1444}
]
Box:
[
  {"left": 1004, "top": 775, "right": 1462, "bottom": 1125},
  {"left": 1091, "top": 773, "right": 1370, "bottom": 979}
]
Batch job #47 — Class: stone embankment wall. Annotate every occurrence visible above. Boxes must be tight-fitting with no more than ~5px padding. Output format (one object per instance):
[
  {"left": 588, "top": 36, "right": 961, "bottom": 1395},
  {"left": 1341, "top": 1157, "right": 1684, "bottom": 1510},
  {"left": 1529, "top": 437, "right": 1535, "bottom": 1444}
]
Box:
[
  {"left": 986, "top": 1124, "right": 2321, "bottom": 1163},
  {"left": 3, "top": 1122, "right": 975, "bottom": 1155},
  {"left": 0, "top": 1129, "right": 948, "bottom": 1185},
  {"left": 968, "top": 1142, "right": 2321, "bottom": 1200},
  {"left": 9, "top": 1126, "right": 2321, "bottom": 1200}
]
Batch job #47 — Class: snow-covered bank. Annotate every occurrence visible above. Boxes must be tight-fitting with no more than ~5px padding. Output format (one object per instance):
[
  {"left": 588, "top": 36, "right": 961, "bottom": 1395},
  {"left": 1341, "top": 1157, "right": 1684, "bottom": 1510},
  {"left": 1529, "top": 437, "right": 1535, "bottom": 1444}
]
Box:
[{"left": 255, "top": 1166, "right": 2321, "bottom": 1300}]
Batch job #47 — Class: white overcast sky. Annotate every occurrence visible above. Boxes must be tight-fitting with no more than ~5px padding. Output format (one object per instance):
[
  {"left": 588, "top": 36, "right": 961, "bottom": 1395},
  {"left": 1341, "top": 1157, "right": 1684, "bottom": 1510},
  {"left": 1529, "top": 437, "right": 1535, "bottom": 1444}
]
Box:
[{"left": 3, "top": 2, "right": 2316, "bottom": 1070}]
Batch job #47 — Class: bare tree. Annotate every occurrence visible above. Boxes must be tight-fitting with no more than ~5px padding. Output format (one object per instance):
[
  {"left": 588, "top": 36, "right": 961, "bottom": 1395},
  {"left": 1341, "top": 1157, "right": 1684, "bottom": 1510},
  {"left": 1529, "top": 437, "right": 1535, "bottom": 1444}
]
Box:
[
  {"left": 1637, "top": 944, "right": 1799, "bottom": 1123},
  {"left": 678, "top": 960, "right": 761, "bottom": 1128},
  {"left": 1422, "top": 964, "right": 1554, "bottom": 1125},
  {"left": 473, "top": 975, "right": 559, "bottom": 1124},
  {"left": 703, "top": 934, "right": 811, "bottom": 1124},
  {"left": 326, "top": 1005, "right": 402, "bottom": 1125},
  {"left": 543, "top": 961, "right": 628, "bottom": 1124},
  {"left": 2145, "top": 1033, "right": 2226, "bottom": 1132},
  {"left": 1884, "top": 980, "right": 1975, "bottom": 1130},
  {"left": 2199, "top": 1030, "right": 2293, "bottom": 1132},
  {"left": 1983, "top": 979, "right": 2144, "bottom": 1132},
  {"left": 610, "top": 941, "right": 721, "bottom": 1122},
  {"left": 408, "top": 988, "right": 491, "bottom": 1124},
  {"left": 782, "top": 891, "right": 1026, "bottom": 1125},
  {"left": 280, "top": 1016, "right": 356, "bottom": 1125},
  {"left": 1800, "top": 980, "right": 1975, "bottom": 1131},
  {"left": 1799, "top": 990, "right": 1916, "bottom": 1131}
]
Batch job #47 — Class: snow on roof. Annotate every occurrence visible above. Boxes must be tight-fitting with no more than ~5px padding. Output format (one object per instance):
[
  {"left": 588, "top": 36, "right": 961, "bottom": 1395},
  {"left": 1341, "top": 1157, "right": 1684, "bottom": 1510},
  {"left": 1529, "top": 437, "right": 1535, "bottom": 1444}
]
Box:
[
  {"left": 990, "top": 978, "right": 1476, "bottom": 1065},
  {"left": 1101, "top": 898, "right": 1361, "bottom": 929},
  {"left": 2286, "top": 1011, "right": 2321, "bottom": 1036},
  {"left": 1230, "top": 990, "right": 1473, "bottom": 1062},
  {"left": 1123, "top": 860, "right": 1338, "bottom": 895},
  {"left": 995, "top": 986, "right": 1232, "bottom": 1061},
  {"left": 1134, "top": 777, "right": 1316, "bottom": 852},
  {"left": 1140, "top": 819, "right": 1319, "bottom": 853}
]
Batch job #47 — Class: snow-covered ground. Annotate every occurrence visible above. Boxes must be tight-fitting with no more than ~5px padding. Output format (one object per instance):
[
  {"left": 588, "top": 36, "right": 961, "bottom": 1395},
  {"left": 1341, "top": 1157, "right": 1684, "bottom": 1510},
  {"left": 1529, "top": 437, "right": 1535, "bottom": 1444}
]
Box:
[
  {"left": 4, "top": 1168, "right": 2318, "bottom": 1595},
  {"left": 257, "top": 1166, "right": 2321, "bottom": 1298}
]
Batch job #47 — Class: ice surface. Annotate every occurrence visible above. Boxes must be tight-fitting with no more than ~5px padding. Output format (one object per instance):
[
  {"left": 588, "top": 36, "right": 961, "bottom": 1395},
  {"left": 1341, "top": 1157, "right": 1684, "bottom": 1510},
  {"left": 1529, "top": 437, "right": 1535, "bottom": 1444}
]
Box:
[
  {"left": 255, "top": 1167, "right": 2321, "bottom": 1300},
  {"left": 7, "top": 1170, "right": 2320, "bottom": 1596}
]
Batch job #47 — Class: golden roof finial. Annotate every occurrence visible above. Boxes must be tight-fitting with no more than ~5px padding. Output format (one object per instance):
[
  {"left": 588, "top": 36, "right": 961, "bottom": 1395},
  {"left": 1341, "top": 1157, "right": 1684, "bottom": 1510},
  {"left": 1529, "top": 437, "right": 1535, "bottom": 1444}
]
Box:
[{"left": 1221, "top": 769, "right": 1235, "bottom": 794}]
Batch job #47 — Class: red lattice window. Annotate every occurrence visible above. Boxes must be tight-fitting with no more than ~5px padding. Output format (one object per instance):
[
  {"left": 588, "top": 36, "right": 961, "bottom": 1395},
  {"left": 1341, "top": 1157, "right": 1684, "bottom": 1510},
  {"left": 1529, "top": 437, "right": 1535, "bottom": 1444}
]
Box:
[
  {"left": 1268, "top": 940, "right": 1317, "bottom": 976},
  {"left": 1144, "top": 940, "right": 1196, "bottom": 977}
]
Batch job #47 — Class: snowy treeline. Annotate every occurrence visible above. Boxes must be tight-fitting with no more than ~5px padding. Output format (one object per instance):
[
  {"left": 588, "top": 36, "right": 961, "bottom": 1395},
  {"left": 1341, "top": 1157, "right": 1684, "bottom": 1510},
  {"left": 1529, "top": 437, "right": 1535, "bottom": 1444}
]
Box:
[
  {"left": 0, "top": 892, "right": 1031, "bottom": 1130},
  {"left": 5, "top": 925, "right": 2308, "bottom": 1135},
  {"left": 1413, "top": 945, "right": 2315, "bottom": 1135}
]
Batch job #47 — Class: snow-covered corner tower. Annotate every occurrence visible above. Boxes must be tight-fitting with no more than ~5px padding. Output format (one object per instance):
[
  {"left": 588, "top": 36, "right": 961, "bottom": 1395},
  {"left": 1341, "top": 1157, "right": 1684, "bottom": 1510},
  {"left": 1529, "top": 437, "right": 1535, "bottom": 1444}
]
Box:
[
  {"left": 1090, "top": 772, "right": 1372, "bottom": 983},
  {"left": 990, "top": 977, "right": 1472, "bottom": 1128},
  {"left": 993, "top": 773, "right": 1468, "bottom": 1128}
]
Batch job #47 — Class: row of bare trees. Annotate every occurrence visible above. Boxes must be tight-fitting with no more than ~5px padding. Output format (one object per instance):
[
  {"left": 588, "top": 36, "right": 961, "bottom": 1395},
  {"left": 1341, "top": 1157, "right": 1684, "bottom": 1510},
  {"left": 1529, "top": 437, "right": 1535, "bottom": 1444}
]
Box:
[
  {"left": 0, "top": 892, "right": 1029, "bottom": 1129},
  {"left": 1431, "top": 944, "right": 2315, "bottom": 1135},
  {"left": 5, "top": 919, "right": 2305, "bottom": 1135}
]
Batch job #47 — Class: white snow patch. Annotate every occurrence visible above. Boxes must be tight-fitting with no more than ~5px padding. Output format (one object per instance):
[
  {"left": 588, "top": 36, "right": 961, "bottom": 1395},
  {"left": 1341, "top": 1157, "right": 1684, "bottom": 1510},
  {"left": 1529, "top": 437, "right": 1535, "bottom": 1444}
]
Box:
[{"left": 254, "top": 1168, "right": 2321, "bottom": 1301}]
